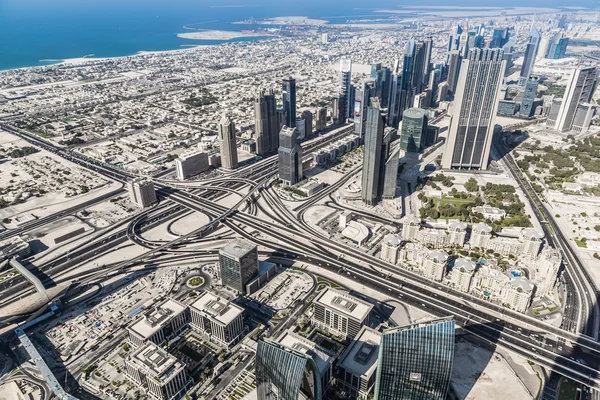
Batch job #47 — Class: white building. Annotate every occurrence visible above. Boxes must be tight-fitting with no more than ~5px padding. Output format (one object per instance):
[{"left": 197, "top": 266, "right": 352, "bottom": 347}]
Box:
[
  {"left": 471, "top": 206, "right": 507, "bottom": 221},
  {"left": 127, "top": 298, "right": 188, "bottom": 348},
  {"left": 339, "top": 211, "right": 352, "bottom": 228},
  {"left": 128, "top": 178, "right": 157, "bottom": 208},
  {"left": 423, "top": 250, "right": 449, "bottom": 282},
  {"left": 342, "top": 221, "right": 370, "bottom": 246},
  {"left": 337, "top": 326, "right": 381, "bottom": 399},
  {"left": 447, "top": 221, "right": 467, "bottom": 246},
  {"left": 470, "top": 223, "right": 492, "bottom": 249},
  {"left": 125, "top": 342, "right": 191, "bottom": 400},
  {"left": 312, "top": 288, "right": 373, "bottom": 339},
  {"left": 524, "top": 246, "right": 561, "bottom": 296},
  {"left": 401, "top": 215, "right": 421, "bottom": 241},
  {"left": 189, "top": 292, "right": 245, "bottom": 349},
  {"left": 175, "top": 150, "right": 209, "bottom": 180},
  {"left": 504, "top": 277, "right": 535, "bottom": 312},
  {"left": 520, "top": 229, "right": 544, "bottom": 258},
  {"left": 451, "top": 258, "right": 476, "bottom": 292},
  {"left": 380, "top": 234, "right": 402, "bottom": 264},
  {"left": 399, "top": 242, "right": 428, "bottom": 265}
]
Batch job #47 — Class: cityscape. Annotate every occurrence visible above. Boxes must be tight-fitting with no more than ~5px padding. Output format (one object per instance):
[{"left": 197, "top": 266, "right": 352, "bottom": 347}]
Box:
[{"left": 2, "top": 2, "right": 600, "bottom": 400}]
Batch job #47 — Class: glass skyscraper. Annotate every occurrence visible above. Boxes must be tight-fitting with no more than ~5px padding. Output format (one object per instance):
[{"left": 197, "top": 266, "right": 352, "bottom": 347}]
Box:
[
  {"left": 400, "top": 108, "right": 428, "bottom": 153},
  {"left": 278, "top": 126, "right": 303, "bottom": 186},
  {"left": 256, "top": 339, "right": 323, "bottom": 400},
  {"left": 520, "top": 77, "right": 539, "bottom": 117},
  {"left": 361, "top": 99, "right": 385, "bottom": 206},
  {"left": 520, "top": 27, "right": 540, "bottom": 83},
  {"left": 374, "top": 317, "right": 455, "bottom": 400},
  {"left": 282, "top": 77, "right": 296, "bottom": 128},
  {"left": 218, "top": 239, "right": 258, "bottom": 294}
]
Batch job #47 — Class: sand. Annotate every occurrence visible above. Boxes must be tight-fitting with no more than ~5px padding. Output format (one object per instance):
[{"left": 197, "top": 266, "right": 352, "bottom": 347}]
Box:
[{"left": 177, "top": 30, "right": 272, "bottom": 41}]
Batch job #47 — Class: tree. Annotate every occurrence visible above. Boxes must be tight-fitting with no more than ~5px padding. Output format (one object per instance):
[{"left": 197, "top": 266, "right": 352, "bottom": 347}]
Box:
[{"left": 464, "top": 178, "right": 479, "bottom": 192}]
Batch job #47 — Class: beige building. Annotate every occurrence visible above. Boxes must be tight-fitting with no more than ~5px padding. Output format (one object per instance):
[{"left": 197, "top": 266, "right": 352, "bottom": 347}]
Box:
[
  {"left": 127, "top": 298, "right": 188, "bottom": 348},
  {"left": 218, "top": 112, "right": 238, "bottom": 170},
  {"left": 312, "top": 288, "right": 373, "bottom": 339},
  {"left": 401, "top": 215, "right": 420, "bottom": 241},
  {"left": 451, "top": 258, "right": 476, "bottom": 292},
  {"left": 128, "top": 178, "right": 157, "bottom": 208},
  {"left": 189, "top": 291, "right": 245, "bottom": 349},
  {"left": 423, "top": 250, "right": 449, "bottom": 282},
  {"left": 469, "top": 223, "right": 492, "bottom": 249},
  {"left": 175, "top": 150, "right": 209, "bottom": 180},
  {"left": 380, "top": 234, "right": 402, "bottom": 264}
]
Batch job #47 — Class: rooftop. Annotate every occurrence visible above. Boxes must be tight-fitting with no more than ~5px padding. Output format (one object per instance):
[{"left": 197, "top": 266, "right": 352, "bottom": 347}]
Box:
[
  {"left": 190, "top": 291, "right": 243, "bottom": 325},
  {"left": 129, "top": 298, "right": 186, "bottom": 339},
  {"left": 220, "top": 239, "right": 257, "bottom": 260},
  {"left": 128, "top": 342, "right": 185, "bottom": 384},
  {"left": 472, "top": 223, "right": 493, "bottom": 233},
  {"left": 455, "top": 258, "right": 477, "bottom": 272},
  {"left": 278, "top": 331, "right": 336, "bottom": 375},
  {"left": 315, "top": 288, "right": 373, "bottom": 322},
  {"left": 342, "top": 221, "right": 370, "bottom": 243},
  {"left": 338, "top": 326, "right": 381, "bottom": 379}
]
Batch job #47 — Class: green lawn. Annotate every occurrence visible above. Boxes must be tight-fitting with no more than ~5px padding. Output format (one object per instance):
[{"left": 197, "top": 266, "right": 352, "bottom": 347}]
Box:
[
  {"left": 558, "top": 378, "right": 581, "bottom": 400},
  {"left": 316, "top": 276, "right": 341, "bottom": 288},
  {"left": 439, "top": 195, "right": 476, "bottom": 206}
]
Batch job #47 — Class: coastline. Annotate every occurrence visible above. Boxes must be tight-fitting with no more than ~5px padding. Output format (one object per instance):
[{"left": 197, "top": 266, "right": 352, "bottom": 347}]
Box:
[{"left": 177, "top": 30, "right": 274, "bottom": 41}]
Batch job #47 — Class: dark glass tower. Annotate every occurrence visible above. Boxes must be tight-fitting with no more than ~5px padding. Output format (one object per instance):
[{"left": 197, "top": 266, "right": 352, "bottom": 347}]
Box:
[
  {"left": 278, "top": 126, "right": 303, "bottom": 186},
  {"left": 520, "top": 27, "right": 540, "bottom": 83},
  {"left": 219, "top": 240, "right": 258, "bottom": 294},
  {"left": 282, "top": 77, "right": 296, "bottom": 128},
  {"left": 361, "top": 99, "right": 385, "bottom": 206},
  {"left": 441, "top": 48, "right": 506, "bottom": 170},
  {"left": 374, "top": 317, "right": 455, "bottom": 400},
  {"left": 490, "top": 28, "right": 510, "bottom": 48},
  {"left": 520, "top": 77, "right": 538, "bottom": 117},
  {"left": 255, "top": 89, "right": 280, "bottom": 156},
  {"left": 256, "top": 339, "right": 323, "bottom": 400},
  {"left": 400, "top": 108, "right": 428, "bottom": 153}
]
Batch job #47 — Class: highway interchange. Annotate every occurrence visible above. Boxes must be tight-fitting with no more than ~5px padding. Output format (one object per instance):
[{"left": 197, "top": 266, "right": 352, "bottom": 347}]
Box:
[{"left": 2, "top": 122, "right": 600, "bottom": 395}]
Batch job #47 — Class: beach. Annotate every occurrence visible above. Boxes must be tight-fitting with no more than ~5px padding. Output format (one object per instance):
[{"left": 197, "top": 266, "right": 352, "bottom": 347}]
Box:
[{"left": 177, "top": 30, "right": 272, "bottom": 41}]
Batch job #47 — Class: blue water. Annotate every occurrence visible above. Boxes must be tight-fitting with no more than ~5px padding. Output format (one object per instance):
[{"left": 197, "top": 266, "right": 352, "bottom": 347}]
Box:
[
  {"left": 0, "top": 0, "right": 589, "bottom": 71},
  {"left": 0, "top": 0, "right": 407, "bottom": 71}
]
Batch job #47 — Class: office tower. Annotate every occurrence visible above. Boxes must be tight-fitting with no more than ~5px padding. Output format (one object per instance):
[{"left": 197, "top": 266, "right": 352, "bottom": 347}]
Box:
[
  {"left": 189, "top": 291, "right": 245, "bottom": 348},
  {"left": 380, "top": 66, "right": 392, "bottom": 108},
  {"left": 312, "top": 287, "right": 373, "bottom": 338},
  {"left": 362, "top": 99, "right": 386, "bottom": 206},
  {"left": 550, "top": 67, "right": 598, "bottom": 132},
  {"left": 520, "top": 27, "right": 541, "bottom": 83},
  {"left": 219, "top": 239, "right": 258, "bottom": 294},
  {"left": 175, "top": 150, "right": 209, "bottom": 180},
  {"left": 128, "top": 178, "right": 157, "bottom": 208},
  {"left": 441, "top": 48, "right": 506, "bottom": 170},
  {"left": 437, "top": 81, "right": 449, "bottom": 103},
  {"left": 459, "top": 30, "right": 470, "bottom": 57},
  {"left": 278, "top": 126, "right": 303, "bottom": 185},
  {"left": 490, "top": 28, "right": 510, "bottom": 48},
  {"left": 295, "top": 118, "right": 306, "bottom": 140},
  {"left": 371, "top": 63, "right": 382, "bottom": 78},
  {"left": 374, "top": 317, "right": 455, "bottom": 400},
  {"left": 383, "top": 135, "right": 401, "bottom": 200},
  {"left": 316, "top": 107, "right": 327, "bottom": 131},
  {"left": 354, "top": 79, "right": 376, "bottom": 138},
  {"left": 127, "top": 298, "right": 189, "bottom": 348},
  {"left": 537, "top": 36, "right": 551, "bottom": 59},
  {"left": 301, "top": 109, "right": 313, "bottom": 138},
  {"left": 400, "top": 39, "right": 427, "bottom": 115},
  {"left": 572, "top": 103, "right": 596, "bottom": 132},
  {"left": 337, "top": 326, "right": 382, "bottom": 399},
  {"left": 340, "top": 58, "right": 353, "bottom": 120},
  {"left": 447, "top": 24, "right": 463, "bottom": 56},
  {"left": 282, "top": 77, "right": 297, "bottom": 128},
  {"left": 387, "top": 59, "right": 402, "bottom": 127},
  {"left": 422, "top": 37, "right": 433, "bottom": 86},
  {"left": 332, "top": 97, "right": 341, "bottom": 125},
  {"left": 125, "top": 343, "right": 191, "bottom": 400},
  {"left": 400, "top": 108, "right": 428, "bottom": 153},
  {"left": 255, "top": 89, "right": 280, "bottom": 156},
  {"left": 547, "top": 36, "right": 569, "bottom": 59},
  {"left": 520, "top": 77, "right": 538, "bottom": 117},
  {"left": 446, "top": 50, "right": 462, "bottom": 94},
  {"left": 218, "top": 112, "right": 238, "bottom": 169},
  {"left": 256, "top": 335, "right": 335, "bottom": 400}
]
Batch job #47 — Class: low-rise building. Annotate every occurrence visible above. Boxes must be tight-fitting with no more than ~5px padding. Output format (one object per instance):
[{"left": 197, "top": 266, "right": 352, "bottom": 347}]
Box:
[
  {"left": 450, "top": 259, "right": 476, "bottom": 292},
  {"left": 401, "top": 215, "right": 421, "bottom": 241},
  {"left": 189, "top": 291, "right": 245, "bottom": 349},
  {"left": 128, "top": 298, "right": 189, "bottom": 348},
  {"left": 125, "top": 342, "right": 191, "bottom": 400},
  {"left": 423, "top": 250, "right": 449, "bottom": 282},
  {"left": 175, "top": 150, "right": 209, "bottom": 180},
  {"left": 128, "top": 178, "right": 157, "bottom": 208},
  {"left": 380, "top": 234, "right": 402, "bottom": 264},
  {"left": 342, "top": 221, "right": 370, "bottom": 246},
  {"left": 337, "top": 326, "right": 381, "bottom": 399},
  {"left": 0, "top": 237, "right": 31, "bottom": 261},
  {"left": 504, "top": 277, "right": 535, "bottom": 312},
  {"left": 312, "top": 287, "right": 373, "bottom": 339},
  {"left": 471, "top": 206, "right": 507, "bottom": 221}
]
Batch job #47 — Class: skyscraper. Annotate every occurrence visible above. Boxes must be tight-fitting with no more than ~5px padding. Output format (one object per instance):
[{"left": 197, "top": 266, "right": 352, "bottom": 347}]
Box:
[
  {"left": 278, "top": 126, "right": 303, "bottom": 186},
  {"left": 374, "top": 317, "right": 455, "bottom": 400},
  {"left": 339, "top": 59, "right": 353, "bottom": 120},
  {"left": 316, "top": 107, "right": 327, "bottom": 131},
  {"left": 383, "top": 135, "right": 401, "bottom": 200},
  {"left": 219, "top": 239, "right": 258, "bottom": 294},
  {"left": 549, "top": 67, "right": 598, "bottom": 132},
  {"left": 400, "top": 38, "right": 427, "bottom": 116},
  {"left": 255, "top": 90, "right": 280, "bottom": 157},
  {"left": 520, "top": 27, "right": 541, "bottom": 83},
  {"left": 400, "top": 108, "right": 428, "bottom": 153},
  {"left": 282, "top": 77, "right": 296, "bottom": 128},
  {"left": 546, "top": 36, "right": 569, "bottom": 59},
  {"left": 218, "top": 112, "right": 238, "bottom": 170},
  {"left": 447, "top": 24, "right": 462, "bottom": 57},
  {"left": 520, "top": 77, "right": 538, "bottom": 117},
  {"left": 354, "top": 79, "right": 376, "bottom": 138},
  {"left": 362, "top": 99, "right": 386, "bottom": 206},
  {"left": 387, "top": 58, "right": 402, "bottom": 127},
  {"left": 301, "top": 110, "right": 313, "bottom": 138},
  {"left": 490, "top": 28, "right": 510, "bottom": 49},
  {"left": 446, "top": 50, "right": 462, "bottom": 95},
  {"left": 422, "top": 37, "right": 434, "bottom": 86},
  {"left": 441, "top": 48, "right": 506, "bottom": 170}
]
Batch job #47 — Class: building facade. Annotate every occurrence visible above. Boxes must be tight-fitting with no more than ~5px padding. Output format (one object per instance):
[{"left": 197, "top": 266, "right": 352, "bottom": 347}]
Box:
[
  {"left": 175, "top": 150, "right": 209, "bottom": 180},
  {"left": 128, "top": 178, "right": 157, "bottom": 208},
  {"left": 337, "top": 326, "right": 382, "bottom": 399},
  {"left": 282, "top": 77, "right": 297, "bottom": 128},
  {"left": 219, "top": 239, "right": 259, "bottom": 294},
  {"left": 127, "top": 298, "right": 189, "bottom": 348},
  {"left": 278, "top": 126, "right": 303, "bottom": 186},
  {"left": 219, "top": 112, "right": 238, "bottom": 170},
  {"left": 520, "top": 27, "right": 540, "bottom": 83},
  {"left": 189, "top": 291, "right": 244, "bottom": 348},
  {"left": 255, "top": 89, "right": 280, "bottom": 156},
  {"left": 362, "top": 99, "right": 386, "bottom": 206},
  {"left": 549, "top": 67, "right": 598, "bottom": 132},
  {"left": 312, "top": 287, "right": 373, "bottom": 339}
]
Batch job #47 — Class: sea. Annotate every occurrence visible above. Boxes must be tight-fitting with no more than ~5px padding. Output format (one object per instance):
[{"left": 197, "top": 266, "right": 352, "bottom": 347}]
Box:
[{"left": 0, "top": 0, "right": 413, "bottom": 71}]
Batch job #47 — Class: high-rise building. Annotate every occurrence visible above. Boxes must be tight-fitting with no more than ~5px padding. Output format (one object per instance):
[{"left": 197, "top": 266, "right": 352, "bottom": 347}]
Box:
[
  {"left": 175, "top": 150, "right": 209, "bottom": 180},
  {"left": 256, "top": 334, "right": 335, "bottom": 400},
  {"left": 446, "top": 50, "right": 462, "bottom": 95},
  {"left": 387, "top": 59, "right": 402, "bottom": 127},
  {"left": 447, "top": 24, "right": 463, "bottom": 56},
  {"left": 337, "top": 326, "right": 382, "bottom": 399},
  {"left": 436, "top": 81, "right": 449, "bottom": 104},
  {"left": 520, "top": 27, "right": 541, "bottom": 83},
  {"left": 374, "top": 317, "right": 455, "bottom": 400},
  {"left": 128, "top": 178, "right": 157, "bottom": 208},
  {"left": 189, "top": 291, "right": 245, "bottom": 348},
  {"left": 340, "top": 59, "right": 353, "bottom": 120},
  {"left": 255, "top": 89, "right": 280, "bottom": 156},
  {"left": 125, "top": 342, "right": 191, "bottom": 400},
  {"left": 127, "top": 298, "right": 189, "bottom": 348},
  {"left": 547, "top": 36, "right": 569, "bottom": 59},
  {"left": 316, "top": 107, "right": 327, "bottom": 131},
  {"left": 383, "top": 130, "right": 400, "bottom": 200},
  {"left": 400, "top": 38, "right": 427, "bottom": 115},
  {"left": 362, "top": 99, "right": 386, "bottom": 206},
  {"left": 441, "top": 48, "right": 506, "bottom": 170},
  {"left": 219, "top": 239, "right": 258, "bottom": 294},
  {"left": 354, "top": 79, "right": 376, "bottom": 138},
  {"left": 295, "top": 118, "right": 306, "bottom": 140},
  {"left": 278, "top": 126, "right": 303, "bottom": 186},
  {"left": 219, "top": 112, "right": 238, "bottom": 169},
  {"left": 301, "top": 109, "right": 313, "bottom": 138},
  {"left": 490, "top": 28, "right": 510, "bottom": 48},
  {"left": 520, "top": 77, "right": 538, "bottom": 117},
  {"left": 312, "top": 287, "right": 373, "bottom": 339},
  {"left": 549, "top": 67, "right": 597, "bottom": 132},
  {"left": 422, "top": 37, "right": 433, "bottom": 86},
  {"left": 282, "top": 77, "right": 297, "bottom": 128},
  {"left": 400, "top": 108, "right": 428, "bottom": 153}
]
